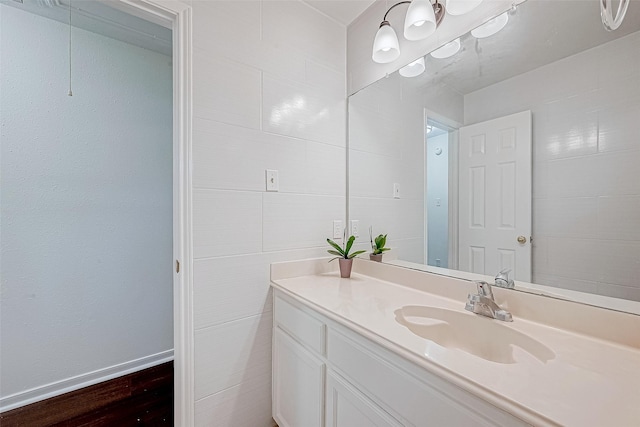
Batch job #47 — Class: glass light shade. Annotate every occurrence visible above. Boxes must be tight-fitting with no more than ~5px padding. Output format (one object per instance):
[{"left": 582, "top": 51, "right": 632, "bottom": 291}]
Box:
[
  {"left": 430, "top": 38, "right": 461, "bottom": 59},
  {"left": 446, "top": 0, "right": 483, "bottom": 16},
  {"left": 404, "top": 0, "right": 437, "bottom": 41},
  {"left": 471, "top": 12, "right": 508, "bottom": 38},
  {"left": 399, "top": 57, "right": 426, "bottom": 78},
  {"left": 372, "top": 22, "right": 400, "bottom": 63}
]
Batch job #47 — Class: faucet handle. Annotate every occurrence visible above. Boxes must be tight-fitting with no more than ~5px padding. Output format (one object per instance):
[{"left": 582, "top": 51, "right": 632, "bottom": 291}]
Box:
[
  {"left": 474, "top": 280, "right": 494, "bottom": 300},
  {"left": 495, "top": 268, "right": 515, "bottom": 289},
  {"left": 495, "top": 309, "right": 513, "bottom": 322}
]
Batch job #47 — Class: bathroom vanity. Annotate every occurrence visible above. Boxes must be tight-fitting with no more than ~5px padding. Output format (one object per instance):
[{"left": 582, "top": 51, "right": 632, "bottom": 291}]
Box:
[{"left": 270, "top": 259, "right": 640, "bottom": 427}]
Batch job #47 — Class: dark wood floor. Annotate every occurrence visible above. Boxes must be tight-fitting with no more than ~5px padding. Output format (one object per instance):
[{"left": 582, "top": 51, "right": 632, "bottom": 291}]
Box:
[{"left": 0, "top": 361, "right": 173, "bottom": 426}]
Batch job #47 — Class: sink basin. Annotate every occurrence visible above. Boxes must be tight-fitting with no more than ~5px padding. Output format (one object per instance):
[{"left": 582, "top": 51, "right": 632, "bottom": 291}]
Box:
[{"left": 395, "top": 305, "right": 555, "bottom": 364}]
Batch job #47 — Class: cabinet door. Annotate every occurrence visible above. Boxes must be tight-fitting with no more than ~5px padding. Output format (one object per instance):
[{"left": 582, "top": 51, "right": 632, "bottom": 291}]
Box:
[
  {"left": 273, "top": 326, "right": 325, "bottom": 427},
  {"left": 326, "top": 370, "right": 402, "bottom": 427}
]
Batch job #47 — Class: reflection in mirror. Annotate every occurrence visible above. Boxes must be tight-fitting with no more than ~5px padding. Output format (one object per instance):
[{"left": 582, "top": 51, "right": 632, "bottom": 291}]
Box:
[{"left": 348, "top": 0, "right": 640, "bottom": 312}]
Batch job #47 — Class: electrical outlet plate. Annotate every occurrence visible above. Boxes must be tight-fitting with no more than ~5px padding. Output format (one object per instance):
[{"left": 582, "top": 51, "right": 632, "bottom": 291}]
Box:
[
  {"left": 266, "top": 169, "right": 279, "bottom": 192},
  {"left": 350, "top": 220, "right": 359, "bottom": 237},
  {"left": 333, "top": 220, "right": 343, "bottom": 239}
]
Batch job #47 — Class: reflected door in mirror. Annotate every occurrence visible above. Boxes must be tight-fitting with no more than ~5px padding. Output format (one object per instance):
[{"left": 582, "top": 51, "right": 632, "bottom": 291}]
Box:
[{"left": 458, "top": 111, "right": 532, "bottom": 281}]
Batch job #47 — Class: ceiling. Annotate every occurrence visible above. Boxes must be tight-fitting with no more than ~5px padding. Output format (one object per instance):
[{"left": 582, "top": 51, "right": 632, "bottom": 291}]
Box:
[
  {"left": 2, "top": 0, "right": 374, "bottom": 55},
  {"left": 1, "top": 0, "right": 172, "bottom": 55},
  {"left": 302, "top": 0, "right": 376, "bottom": 25}
]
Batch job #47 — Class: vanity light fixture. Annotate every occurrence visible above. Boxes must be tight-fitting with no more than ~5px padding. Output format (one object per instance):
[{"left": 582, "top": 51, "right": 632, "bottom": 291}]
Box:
[
  {"left": 430, "top": 37, "right": 461, "bottom": 59},
  {"left": 471, "top": 12, "right": 509, "bottom": 38},
  {"left": 372, "top": 0, "right": 445, "bottom": 63},
  {"left": 399, "top": 57, "right": 426, "bottom": 77},
  {"left": 601, "top": 0, "right": 629, "bottom": 31}
]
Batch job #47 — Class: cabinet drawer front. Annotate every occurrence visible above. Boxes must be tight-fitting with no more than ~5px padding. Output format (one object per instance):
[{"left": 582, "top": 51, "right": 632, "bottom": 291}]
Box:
[
  {"left": 328, "top": 328, "right": 528, "bottom": 427},
  {"left": 274, "top": 294, "right": 325, "bottom": 355}
]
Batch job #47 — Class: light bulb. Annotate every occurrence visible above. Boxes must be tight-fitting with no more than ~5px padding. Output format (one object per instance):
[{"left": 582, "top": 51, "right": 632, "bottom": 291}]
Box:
[
  {"left": 430, "top": 38, "right": 461, "bottom": 59},
  {"left": 372, "top": 21, "right": 400, "bottom": 63},
  {"left": 471, "top": 12, "right": 508, "bottom": 39},
  {"left": 404, "top": 0, "right": 436, "bottom": 41},
  {"left": 399, "top": 57, "right": 426, "bottom": 78}
]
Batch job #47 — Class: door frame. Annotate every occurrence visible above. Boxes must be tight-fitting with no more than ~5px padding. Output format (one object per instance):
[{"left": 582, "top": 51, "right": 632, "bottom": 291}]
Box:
[{"left": 109, "top": 0, "right": 193, "bottom": 424}]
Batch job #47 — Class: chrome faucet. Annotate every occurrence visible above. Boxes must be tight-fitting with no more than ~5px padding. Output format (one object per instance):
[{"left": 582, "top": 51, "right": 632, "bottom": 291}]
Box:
[
  {"left": 494, "top": 268, "right": 515, "bottom": 289},
  {"left": 465, "top": 280, "right": 513, "bottom": 322}
]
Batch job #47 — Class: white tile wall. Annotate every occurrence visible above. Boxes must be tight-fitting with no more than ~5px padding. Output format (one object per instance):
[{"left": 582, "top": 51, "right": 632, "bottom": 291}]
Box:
[
  {"left": 193, "top": 52, "right": 262, "bottom": 129},
  {"left": 193, "top": 118, "right": 307, "bottom": 193},
  {"left": 194, "top": 312, "right": 272, "bottom": 400},
  {"left": 195, "top": 371, "right": 272, "bottom": 427},
  {"left": 349, "top": 77, "right": 426, "bottom": 262},
  {"left": 193, "top": 189, "right": 263, "bottom": 259},
  {"left": 189, "top": 1, "right": 347, "bottom": 424},
  {"left": 465, "top": 31, "right": 640, "bottom": 300},
  {"left": 262, "top": 193, "right": 344, "bottom": 251},
  {"left": 347, "top": 65, "right": 466, "bottom": 266},
  {"left": 262, "top": 1, "right": 345, "bottom": 71},
  {"left": 349, "top": 196, "right": 401, "bottom": 245},
  {"left": 193, "top": 247, "right": 328, "bottom": 331},
  {"left": 262, "top": 74, "right": 346, "bottom": 146}
]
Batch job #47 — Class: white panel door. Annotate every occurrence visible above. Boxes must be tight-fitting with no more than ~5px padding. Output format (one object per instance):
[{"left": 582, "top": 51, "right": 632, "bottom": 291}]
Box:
[{"left": 458, "top": 111, "right": 532, "bottom": 281}]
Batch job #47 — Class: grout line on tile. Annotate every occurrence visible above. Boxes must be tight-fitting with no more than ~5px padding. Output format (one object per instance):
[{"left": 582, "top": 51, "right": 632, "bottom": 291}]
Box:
[{"left": 194, "top": 310, "right": 273, "bottom": 333}]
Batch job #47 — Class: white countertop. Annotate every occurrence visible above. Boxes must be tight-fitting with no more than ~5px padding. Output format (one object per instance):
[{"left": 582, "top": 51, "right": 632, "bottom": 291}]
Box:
[{"left": 271, "top": 259, "right": 640, "bottom": 427}]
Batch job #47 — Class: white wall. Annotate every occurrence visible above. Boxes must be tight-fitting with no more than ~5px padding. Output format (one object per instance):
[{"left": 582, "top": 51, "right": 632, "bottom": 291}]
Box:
[
  {"left": 0, "top": 5, "right": 173, "bottom": 410},
  {"left": 187, "top": 1, "right": 346, "bottom": 425},
  {"left": 464, "top": 31, "right": 640, "bottom": 301},
  {"left": 426, "top": 133, "right": 449, "bottom": 268},
  {"left": 349, "top": 75, "right": 426, "bottom": 263}
]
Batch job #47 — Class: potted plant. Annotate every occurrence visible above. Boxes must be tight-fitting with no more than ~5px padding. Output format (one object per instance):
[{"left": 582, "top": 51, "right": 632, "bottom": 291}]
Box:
[
  {"left": 369, "top": 227, "right": 390, "bottom": 262},
  {"left": 327, "top": 230, "right": 366, "bottom": 278}
]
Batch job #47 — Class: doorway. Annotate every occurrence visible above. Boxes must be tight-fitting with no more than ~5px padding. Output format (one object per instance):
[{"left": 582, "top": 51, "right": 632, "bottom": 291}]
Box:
[
  {"left": 0, "top": 0, "right": 191, "bottom": 423},
  {"left": 425, "top": 121, "right": 451, "bottom": 268}
]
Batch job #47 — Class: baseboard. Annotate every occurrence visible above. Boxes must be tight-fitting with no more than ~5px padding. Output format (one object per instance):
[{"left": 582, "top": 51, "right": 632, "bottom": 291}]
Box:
[{"left": 0, "top": 349, "right": 174, "bottom": 412}]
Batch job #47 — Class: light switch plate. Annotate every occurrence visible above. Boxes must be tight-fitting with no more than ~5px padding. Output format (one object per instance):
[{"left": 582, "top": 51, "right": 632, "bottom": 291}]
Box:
[
  {"left": 393, "top": 183, "right": 400, "bottom": 199},
  {"left": 333, "top": 220, "right": 343, "bottom": 239},
  {"left": 350, "top": 220, "right": 360, "bottom": 237},
  {"left": 266, "top": 169, "right": 279, "bottom": 192}
]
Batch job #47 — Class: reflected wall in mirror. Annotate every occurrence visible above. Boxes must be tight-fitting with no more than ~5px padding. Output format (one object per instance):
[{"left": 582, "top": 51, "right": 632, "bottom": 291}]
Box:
[{"left": 348, "top": 0, "right": 640, "bottom": 307}]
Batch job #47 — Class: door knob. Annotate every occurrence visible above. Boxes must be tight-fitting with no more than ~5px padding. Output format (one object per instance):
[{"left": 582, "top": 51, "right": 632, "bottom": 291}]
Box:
[{"left": 517, "top": 236, "right": 526, "bottom": 244}]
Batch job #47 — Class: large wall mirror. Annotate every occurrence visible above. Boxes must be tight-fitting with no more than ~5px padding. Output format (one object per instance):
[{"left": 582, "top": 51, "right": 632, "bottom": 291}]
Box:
[{"left": 348, "top": 0, "right": 640, "bottom": 313}]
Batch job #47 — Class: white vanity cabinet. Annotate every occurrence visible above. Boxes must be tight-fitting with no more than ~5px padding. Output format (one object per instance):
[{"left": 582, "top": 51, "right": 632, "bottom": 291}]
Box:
[
  {"left": 272, "top": 290, "right": 529, "bottom": 427},
  {"left": 325, "top": 369, "right": 402, "bottom": 427},
  {"left": 273, "top": 327, "right": 324, "bottom": 427},
  {"left": 272, "top": 294, "right": 326, "bottom": 427}
]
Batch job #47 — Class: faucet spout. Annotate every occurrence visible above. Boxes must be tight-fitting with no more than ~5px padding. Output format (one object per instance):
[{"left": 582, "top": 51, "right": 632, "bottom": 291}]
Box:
[
  {"left": 495, "top": 268, "right": 515, "bottom": 289},
  {"left": 476, "top": 280, "right": 494, "bottom": 300}
]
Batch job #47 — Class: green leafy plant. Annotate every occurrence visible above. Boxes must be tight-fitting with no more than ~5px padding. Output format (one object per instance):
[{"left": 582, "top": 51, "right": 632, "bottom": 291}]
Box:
[
  {"left": 327, "top": 229, "right": 366, "bottom": 262},
  {"left": 370, "top": 227, "right": 390, "bottom": 255}
]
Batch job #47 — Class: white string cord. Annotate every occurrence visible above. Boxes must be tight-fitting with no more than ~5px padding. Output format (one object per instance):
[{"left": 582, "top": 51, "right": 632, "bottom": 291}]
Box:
[{"left": 68, "top": 0, "right": 73, "bottom": 96}]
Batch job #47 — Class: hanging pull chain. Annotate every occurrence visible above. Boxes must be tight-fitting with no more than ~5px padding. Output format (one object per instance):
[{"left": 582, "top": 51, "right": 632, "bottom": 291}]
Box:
[{"left": 68, "top": 0, "right": 73, "bottom": 96}]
